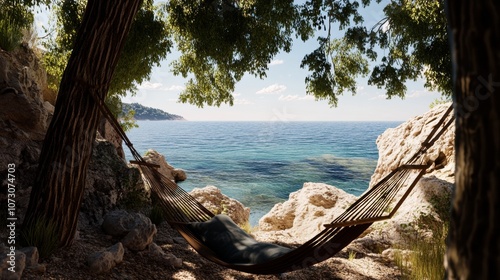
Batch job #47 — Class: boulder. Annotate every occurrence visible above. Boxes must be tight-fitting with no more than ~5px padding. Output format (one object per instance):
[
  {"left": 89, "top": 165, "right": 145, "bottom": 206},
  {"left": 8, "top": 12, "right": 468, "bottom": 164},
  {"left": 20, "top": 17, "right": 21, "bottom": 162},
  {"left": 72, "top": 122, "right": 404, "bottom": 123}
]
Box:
[
  {"left": 189, "top": 186, "right": 250, "bottom": 226},
  {"left": 19, "top": 247, "right": 38, "bottom": 267},
  {"left": 142, "top": 149, "right": 187, "bottom": 182},
  {"left": 102, "top": 210, "right": 157, "bottom": 251},
  {"left": 102, "top": 210, "right": 137, "bottom": 237},
  {"left": 146, "top": 243, "right": 183, "bottom": 268},
  {"left": 361, "top": 176, "right": 453, "bottom": 246},
  {"left": 81, "top": 140, "right": 144, "bottom": 228},
  {"left": 359, "top": 103, "right": 455, "bottom": 247},
  {"left": 86, "top": 242, "right": 124, "bottom": 274},
  {"left": 256, "top": 182, "right": 357, "bottom": 243},
  {"left": 370, "top": 103, "right": 455, "bottom": 186},
  {"left": 0, "top": 249, "right": 26, "bottom": 280}
]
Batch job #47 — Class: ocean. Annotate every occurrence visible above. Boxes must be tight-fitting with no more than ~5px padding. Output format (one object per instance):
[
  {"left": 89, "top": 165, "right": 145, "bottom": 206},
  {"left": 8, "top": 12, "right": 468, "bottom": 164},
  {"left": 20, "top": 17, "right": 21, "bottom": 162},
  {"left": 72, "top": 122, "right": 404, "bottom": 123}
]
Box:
[{"left": 124, "top": 121, "right": 401, "bottom": 225}]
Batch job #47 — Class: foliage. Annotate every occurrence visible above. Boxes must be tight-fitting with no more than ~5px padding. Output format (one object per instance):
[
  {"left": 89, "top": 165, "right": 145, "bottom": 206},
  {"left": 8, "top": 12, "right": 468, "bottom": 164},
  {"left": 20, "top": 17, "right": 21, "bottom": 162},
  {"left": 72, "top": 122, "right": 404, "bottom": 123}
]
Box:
[
  {"left": 21, "top": 216, "right": 59, "bottom": 259},
  {"left": 149, "top": 203, "right": 166, "bottom": 226},
  {"left": 163, "top": 0, "right": 300, "bottom": 107},
  {"left": 337, "top": 0, "right": 451, "bottom": 98},
  {"left": 394, "top": 216, "right": 448, "bottom": 280},
  {"left": 41, "top": 0, "right": 170, "bottom": 122},
  {"left": 122, "top": 102, "right": 184, "bottom": 120},
  {"left": 0, "top": 0, "right": 36, "bottom": 51},
  {"left": 430, "top": 96, "right": 452, "bottom": 109},
  {"left": 394, "top": 191, "right": 451, "bottom": 280}
]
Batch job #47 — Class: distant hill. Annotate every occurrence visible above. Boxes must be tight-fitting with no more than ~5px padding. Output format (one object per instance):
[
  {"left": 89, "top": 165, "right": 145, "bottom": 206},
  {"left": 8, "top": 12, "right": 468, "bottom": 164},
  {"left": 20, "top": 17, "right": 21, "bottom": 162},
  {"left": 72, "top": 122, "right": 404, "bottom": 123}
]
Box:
[{"left": 122, "top": 103, "right": 185, "bottom": 120}]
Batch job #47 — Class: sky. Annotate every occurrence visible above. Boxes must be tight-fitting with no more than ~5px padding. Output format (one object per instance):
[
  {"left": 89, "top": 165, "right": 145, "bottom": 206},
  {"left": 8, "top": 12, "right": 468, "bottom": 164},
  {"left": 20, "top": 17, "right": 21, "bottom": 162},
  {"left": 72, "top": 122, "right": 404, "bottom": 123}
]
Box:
[{"left": 35, "top": 2, "right": 443, "bottom": 122}]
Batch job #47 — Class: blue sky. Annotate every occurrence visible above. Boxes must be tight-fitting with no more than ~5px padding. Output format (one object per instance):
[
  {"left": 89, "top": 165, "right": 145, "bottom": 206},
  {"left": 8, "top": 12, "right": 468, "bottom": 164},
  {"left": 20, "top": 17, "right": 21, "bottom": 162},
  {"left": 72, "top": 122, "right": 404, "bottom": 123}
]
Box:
[
  {"left": 121, "top": 42, "right": 441, "bottom": 121},
  {"left": 36, "top": 2, "right": 444, "bottom": 122}
]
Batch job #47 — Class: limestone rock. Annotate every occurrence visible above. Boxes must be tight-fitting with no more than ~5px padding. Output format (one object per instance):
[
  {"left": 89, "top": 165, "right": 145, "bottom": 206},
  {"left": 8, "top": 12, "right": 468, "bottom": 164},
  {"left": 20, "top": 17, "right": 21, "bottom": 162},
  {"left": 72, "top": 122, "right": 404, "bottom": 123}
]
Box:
[
  {"left": 256, "top": 182, "right": 357, "bottom": 243},
  {"left": 81, "top": 140, "right": 144, "bottom": 228},
  {"left": 360, "top": 104, "right": 455, "bottom": 246},
  {"left": 146, "top": 243, "right": 183, "bottom": 268},
  {"left": 142, "top": 149, "right": 187, "bottom": 182},
  {"left": 370, "top": 103, "right": 455, "bottom": 186},
  {"left": 362, "top": 176, "right": 453, "bottom": 246},
  {"left": 0, "top": 48, "right": 52, "bottom": 223},
  {"left": 86, "top": 242, "right": 124, "bottom": 274},
  {"left": 0, "top": 250, "right": 26, "bottom": 280},
  {"left": 102, "top": 210, "right": 157, "bottom": 251},
  {"left": 102, "top": 210, "right": 137, "bottom": 237},
  {"left": 97, "top": 118, "right": 125, "bottom": 160},
  {"left": 19, "top": 247, "right": 38, "bottom": 267},
  {"left": 189, "top": 186, "right": 250, "bottom": 226}
]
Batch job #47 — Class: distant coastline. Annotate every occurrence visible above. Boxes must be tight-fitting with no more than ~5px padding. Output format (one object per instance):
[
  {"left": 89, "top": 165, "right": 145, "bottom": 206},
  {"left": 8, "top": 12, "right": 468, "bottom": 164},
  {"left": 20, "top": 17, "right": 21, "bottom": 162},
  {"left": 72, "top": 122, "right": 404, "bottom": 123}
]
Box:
[{"left": 122, "top": 103, "right": 185, "bottom": 121}]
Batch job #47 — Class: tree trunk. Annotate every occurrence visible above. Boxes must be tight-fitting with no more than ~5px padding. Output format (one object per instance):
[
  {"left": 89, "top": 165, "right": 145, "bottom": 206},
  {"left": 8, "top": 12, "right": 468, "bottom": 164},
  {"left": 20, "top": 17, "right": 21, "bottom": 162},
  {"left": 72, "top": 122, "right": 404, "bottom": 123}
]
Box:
[
  {"left": 445, "top": 0, "right": 500, "bottom": 278},
  {"left": 23, "top": 0, "right": 143, "bottom": 247}
]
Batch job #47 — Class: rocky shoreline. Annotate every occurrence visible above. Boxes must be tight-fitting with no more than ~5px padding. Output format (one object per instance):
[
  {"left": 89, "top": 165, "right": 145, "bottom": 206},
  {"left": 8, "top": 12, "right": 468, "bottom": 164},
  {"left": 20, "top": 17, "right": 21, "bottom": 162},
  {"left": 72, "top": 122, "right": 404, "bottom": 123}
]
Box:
[{"left": 0, "top": 47, "right": 454, "bottom": 279}]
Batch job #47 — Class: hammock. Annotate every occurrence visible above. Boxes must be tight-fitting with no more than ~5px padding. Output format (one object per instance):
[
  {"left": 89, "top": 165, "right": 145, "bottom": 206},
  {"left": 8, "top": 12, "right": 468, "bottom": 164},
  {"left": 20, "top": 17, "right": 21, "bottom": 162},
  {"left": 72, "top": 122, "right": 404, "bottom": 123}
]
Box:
[{"left": 91, "top": 93, "right": 454, "bottom": 274}]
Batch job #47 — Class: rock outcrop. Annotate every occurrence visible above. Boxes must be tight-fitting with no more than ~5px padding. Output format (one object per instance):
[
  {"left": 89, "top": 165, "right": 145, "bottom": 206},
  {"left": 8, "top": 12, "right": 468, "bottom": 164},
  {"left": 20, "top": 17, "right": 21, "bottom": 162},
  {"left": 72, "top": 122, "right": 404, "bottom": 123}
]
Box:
[
  {"left": 0, "top": 47, "right": 53, "bottom": 223},
  {"left": 189, "top": 186, "right": 250, "bottom": 226},
  {"left": 256, "top": 182, "right": 357, "bottom": 243},
  {"left": 0, "top": 47, "right": 145, "bottom": 229},
  {"left": 255, "top": 104, "right": 455, "bottom": 248},
  {"left": 142, "top": 149, "right": 187, "bottom": 182},
  {"left": 81, "top": 140, "right": 144, "bottom": 228},
  {"left": 370, "top": 103, "right": 455, "bottom": 185}
]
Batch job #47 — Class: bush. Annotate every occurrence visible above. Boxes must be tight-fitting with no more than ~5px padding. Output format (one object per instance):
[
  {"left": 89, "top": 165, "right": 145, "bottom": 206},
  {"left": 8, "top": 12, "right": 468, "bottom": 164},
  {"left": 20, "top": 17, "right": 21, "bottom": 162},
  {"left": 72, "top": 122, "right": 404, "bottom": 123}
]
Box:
[
  {"left": 394, "top": 190, "right": 451, "bottom": 280},
  {"left": 21, "top": 217, "right": 60, "bottom": 259},
  {"left": 149, "top": 204, "right": 166, "bottom": 225},
  {"left": 0, "top": 2, "right": 34, "bottom": 51}
]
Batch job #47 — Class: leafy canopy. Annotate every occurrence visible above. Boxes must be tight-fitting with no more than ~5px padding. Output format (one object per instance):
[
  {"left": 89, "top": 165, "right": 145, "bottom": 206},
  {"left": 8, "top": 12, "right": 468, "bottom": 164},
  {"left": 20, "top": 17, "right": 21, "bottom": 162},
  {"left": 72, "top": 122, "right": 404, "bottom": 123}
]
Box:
[
  {"left": 9, "top": 0, "right": 450, "bottom": 110},
  {"left": 338, "top": 0, "right": 451, "bottom": 98}
]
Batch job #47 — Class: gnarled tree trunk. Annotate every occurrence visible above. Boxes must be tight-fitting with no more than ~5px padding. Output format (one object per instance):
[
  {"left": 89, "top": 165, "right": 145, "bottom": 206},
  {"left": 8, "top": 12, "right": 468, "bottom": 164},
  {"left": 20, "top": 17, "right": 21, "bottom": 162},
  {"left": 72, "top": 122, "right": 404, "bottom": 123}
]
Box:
[
  {"left": 446, "top": 0, "right": 500, "bottom": 278},
  {"left": 23, "top": 0, "right": 143, "bottom": 247}
]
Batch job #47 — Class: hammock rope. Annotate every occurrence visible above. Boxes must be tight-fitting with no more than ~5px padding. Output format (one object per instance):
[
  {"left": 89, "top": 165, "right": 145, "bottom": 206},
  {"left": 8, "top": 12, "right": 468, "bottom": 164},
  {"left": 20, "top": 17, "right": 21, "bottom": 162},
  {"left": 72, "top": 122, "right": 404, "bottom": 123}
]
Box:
[{"left": 88, "top": 91, "right": 454, "bottom": 274}]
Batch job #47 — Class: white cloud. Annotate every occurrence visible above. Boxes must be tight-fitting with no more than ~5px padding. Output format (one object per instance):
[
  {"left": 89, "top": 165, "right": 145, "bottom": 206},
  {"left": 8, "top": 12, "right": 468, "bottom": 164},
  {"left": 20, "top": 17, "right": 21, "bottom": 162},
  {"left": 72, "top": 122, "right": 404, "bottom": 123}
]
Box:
[
  {"left": 407, "top": 89, "right": 437, "bottom": 98},
  {"left": 278, "top": 94, "right": 315, "bottom": 101},
  {"left": 256, "top": 84, "right": 287, "bottom": 94},
  {"left": 368, "top": 94, "right": 386, "bottom": 101},
  {"left": 138, "top": 82, "right": 163, "bottom": 90},
  {"left": 269, "top": 59, "right": 284, "bottom": 66},
  {"left": 137, "top": 82, "right": 185, "bottom": 91},
  {"left": 234, "top": 98, "right": 254, "bottom": 105},
  {"left": 165, "top": 85, "right": 185, "bottom": 91}
]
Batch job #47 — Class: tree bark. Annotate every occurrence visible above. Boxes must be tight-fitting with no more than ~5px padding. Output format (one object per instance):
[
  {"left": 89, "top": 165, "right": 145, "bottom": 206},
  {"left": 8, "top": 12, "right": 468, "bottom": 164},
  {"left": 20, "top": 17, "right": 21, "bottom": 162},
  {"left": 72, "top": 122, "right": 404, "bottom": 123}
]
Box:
[
  {"left": 445, "top": 0, "right": 500, "bottom": 278},
  {"left": 23, "top": 0, "right": 143, "bottom": 247}
]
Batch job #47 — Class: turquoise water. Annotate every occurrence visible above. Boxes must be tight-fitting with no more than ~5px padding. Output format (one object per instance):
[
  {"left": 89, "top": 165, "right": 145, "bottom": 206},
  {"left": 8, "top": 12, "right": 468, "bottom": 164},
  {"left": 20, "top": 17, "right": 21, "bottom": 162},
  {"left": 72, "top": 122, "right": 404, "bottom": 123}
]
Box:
[{"left": 124, "top": 121, "right": 401, "bottom": 225}]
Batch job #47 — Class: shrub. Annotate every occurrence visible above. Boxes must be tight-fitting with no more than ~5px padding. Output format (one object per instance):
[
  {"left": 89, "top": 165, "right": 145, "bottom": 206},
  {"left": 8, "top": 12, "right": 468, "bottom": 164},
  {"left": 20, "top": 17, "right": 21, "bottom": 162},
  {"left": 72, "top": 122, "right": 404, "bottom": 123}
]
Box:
[
  {"left": 21, "top": 217, "right": 60, "bottom": 259},
  {"left": 0, "top": 2, "right": 34, "bottom": 51},
  {"left": 394, "top": 190, "right": 451, "bottom": 280},
  {"left": 149, "top": 204, "right": 166, "bottom": 225}
]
